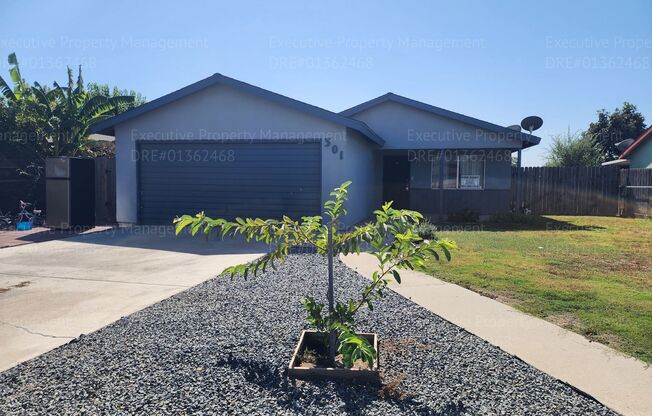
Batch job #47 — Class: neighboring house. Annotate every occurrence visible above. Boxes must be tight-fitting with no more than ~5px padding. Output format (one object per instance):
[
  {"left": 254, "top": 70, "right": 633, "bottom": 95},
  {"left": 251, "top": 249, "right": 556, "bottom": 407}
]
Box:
[
  {"left": 89, "top": 74, "right": 540, "bottom": 226},
  {"left": 604, "top": 127, "right": 652, "bottom": 168}
]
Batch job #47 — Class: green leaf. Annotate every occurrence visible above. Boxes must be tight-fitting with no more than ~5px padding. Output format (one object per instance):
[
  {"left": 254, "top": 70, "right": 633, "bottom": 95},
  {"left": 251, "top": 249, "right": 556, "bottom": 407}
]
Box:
[
  {"left": 0, "top": 75, "right": 16, "bottom": 101},
  {"left": 174, "top": 216, "right": 194, "bottom": 235},
  {"left": 391, "top": 269, "right": 401, "bottom": 284},
  {"left": 441, "top": 246, "right": 451, "bottom": 261}
]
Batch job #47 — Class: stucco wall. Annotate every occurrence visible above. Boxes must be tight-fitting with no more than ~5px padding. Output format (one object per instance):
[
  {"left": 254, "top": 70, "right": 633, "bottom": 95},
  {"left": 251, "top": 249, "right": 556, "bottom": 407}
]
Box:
[
  {"left": 114, "top": 84, "right": 376, "bottom": 225},
  {"left": 350, "top": 100, "right": 523, "bottom": 150},
  {"left": 410, "top": 189, "right": 511, "bottom": 216},
  {"left": 326, "top": 129, "right": 382, "bottom": 225},
  {"left": 629, "top": 139, "right": 652, "bottom": 168}
]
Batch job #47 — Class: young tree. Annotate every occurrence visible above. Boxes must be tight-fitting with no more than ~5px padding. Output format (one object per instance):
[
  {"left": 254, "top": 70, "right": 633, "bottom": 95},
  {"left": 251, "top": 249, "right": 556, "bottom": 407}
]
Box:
[
  {"left": 545, "top": 129, "right": 604, "bottom": 167},
  {"left": 586, "top": 102, "right": 647, "bottom": 160},
  {"left": 175, "top": 182, "right": 456, "bottom": 368}
]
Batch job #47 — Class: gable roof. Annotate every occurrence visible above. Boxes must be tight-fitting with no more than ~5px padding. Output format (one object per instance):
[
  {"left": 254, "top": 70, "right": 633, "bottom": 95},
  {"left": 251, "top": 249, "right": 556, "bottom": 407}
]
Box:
[
  {"left": 88, "top": 73, "right": 384, "bottom": 146},
  {"left": 340, "top": 92, "right": 541, "bottom": 148},
  {"left": 620, "top": 126, "right": 652, "bottom": 159}
]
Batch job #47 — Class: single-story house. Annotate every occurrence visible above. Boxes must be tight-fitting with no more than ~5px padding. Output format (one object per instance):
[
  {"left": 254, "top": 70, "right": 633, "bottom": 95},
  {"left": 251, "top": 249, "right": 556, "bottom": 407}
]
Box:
[
  {"left": 89, "top": 74, "right": 540, "bottom": 226},
  {"left": 602, "top": 127, "right": 652, "bottom": 168}
]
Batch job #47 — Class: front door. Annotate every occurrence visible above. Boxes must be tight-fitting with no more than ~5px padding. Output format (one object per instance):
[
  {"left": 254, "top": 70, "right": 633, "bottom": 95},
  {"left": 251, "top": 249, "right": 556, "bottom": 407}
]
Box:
[{"left": 383, "top": 155, "right": 410, "bottom": 209}]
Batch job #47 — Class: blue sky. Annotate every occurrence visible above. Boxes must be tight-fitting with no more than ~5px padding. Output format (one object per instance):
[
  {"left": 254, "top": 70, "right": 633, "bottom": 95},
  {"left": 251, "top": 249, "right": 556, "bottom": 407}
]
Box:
[{"left": 2, "top": 0, "right": 651, "bottom": 166}]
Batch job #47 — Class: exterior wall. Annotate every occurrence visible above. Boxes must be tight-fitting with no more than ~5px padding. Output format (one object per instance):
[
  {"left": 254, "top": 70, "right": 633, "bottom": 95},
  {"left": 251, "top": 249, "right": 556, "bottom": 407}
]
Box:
[
  {"left": 410, "top": 189, "right": 511, "bottom": 217},
  {"left": 399, "top": 149, "right": 513, "bottom": 216},
  {"left": 350, "top": 100, "right": 523, "bottom": 150},
  {"left": 629, "top": 139, "right": 652, "bottom": 168},
  {"left": 485, "top": 153, "right": 512, "bottom": 189},
  {"left": 114, "top": 84, "right": 376, "bottom": 225},
  {"left": 325, "top": 129, "right": 382, "bottom": 225}
]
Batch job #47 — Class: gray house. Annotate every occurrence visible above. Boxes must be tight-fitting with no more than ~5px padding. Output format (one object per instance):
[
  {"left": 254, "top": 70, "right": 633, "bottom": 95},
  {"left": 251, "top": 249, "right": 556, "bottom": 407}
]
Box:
[{"left": 89, "top": 74, "right": 540, "bottom": 226}]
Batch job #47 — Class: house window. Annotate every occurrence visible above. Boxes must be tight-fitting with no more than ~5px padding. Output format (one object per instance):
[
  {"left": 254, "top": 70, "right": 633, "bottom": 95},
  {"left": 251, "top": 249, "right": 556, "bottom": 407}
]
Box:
[
  {"left": 427, "top": 152, "right": 485, "bottom": 189},
  {"left": 458, "top": 154, "right": 484, "bottom": 189},
  {"left": 429, "top": 151, "right": 441, "bottom": 189}
]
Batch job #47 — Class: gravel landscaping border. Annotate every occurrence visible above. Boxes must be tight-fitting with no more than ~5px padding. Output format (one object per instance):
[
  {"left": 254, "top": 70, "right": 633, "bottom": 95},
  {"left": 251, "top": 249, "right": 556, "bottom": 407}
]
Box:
[{"left": 0, "top": 254, "right": 615, "bottom": 415}]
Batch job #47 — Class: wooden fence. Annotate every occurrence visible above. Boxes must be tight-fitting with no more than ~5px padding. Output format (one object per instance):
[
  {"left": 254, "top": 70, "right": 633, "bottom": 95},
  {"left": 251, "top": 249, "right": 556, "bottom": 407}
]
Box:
[
  {"left": 94, "top": 157, "right": 116, "bottom": 224},
  {"left": 619, "top": 168, "right": 652, "bottom": 218},
  {"left": 511, "top": 166, "right": 623, "bottom": 216}
]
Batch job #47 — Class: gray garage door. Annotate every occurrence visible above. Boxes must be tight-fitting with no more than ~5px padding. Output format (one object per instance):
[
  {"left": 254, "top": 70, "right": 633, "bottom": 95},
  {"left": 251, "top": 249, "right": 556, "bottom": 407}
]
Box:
[{"left": 138, "top": 140, "right": 321, "bottom": 224}]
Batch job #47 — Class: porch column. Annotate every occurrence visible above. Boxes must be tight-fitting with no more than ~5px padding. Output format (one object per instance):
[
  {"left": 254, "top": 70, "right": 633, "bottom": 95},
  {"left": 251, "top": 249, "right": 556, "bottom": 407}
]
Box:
[{"left": 438, "top": 151, "right": 444, "bottom": 220}]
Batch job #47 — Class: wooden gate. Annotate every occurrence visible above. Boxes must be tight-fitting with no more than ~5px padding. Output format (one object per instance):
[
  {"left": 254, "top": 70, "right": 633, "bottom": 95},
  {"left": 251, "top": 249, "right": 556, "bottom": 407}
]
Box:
[
  {"left": 94, "top": 157, "right": 116, "bottom": 224},
  {"left": 619, "top": 169, "right": 652, "bottom": 218}
]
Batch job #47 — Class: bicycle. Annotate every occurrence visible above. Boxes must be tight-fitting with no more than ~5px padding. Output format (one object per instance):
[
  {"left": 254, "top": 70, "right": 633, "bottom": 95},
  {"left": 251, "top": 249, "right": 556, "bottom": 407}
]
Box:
[{"left": 15, "top": 201, "right": 46, "bottom": 228}]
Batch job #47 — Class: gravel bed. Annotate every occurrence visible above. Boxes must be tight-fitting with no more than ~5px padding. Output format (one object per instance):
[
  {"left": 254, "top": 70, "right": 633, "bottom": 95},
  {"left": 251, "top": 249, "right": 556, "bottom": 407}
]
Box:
[{"left": 0, "top": 254, "right": 614, "bottom": 415}]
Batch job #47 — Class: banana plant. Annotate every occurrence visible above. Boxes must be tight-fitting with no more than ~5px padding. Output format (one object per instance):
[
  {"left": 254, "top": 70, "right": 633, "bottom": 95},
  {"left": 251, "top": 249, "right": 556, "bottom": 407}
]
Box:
[
  {"left": 0, "top": 53, "right": 28, "bottom": 102},
  {"left": 175, "top": 182, "right": 457, "bottom": 369},
  {"left": 1, "top": 52, "right": 135, "bottom": 157},
  {"left": 45, "top": 66, "right": 134, "bottom": 156}
]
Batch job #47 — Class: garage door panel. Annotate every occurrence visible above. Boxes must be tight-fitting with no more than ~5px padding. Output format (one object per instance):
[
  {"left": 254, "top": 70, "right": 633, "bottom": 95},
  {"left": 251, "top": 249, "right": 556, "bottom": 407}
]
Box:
[
  {"left": 142, "top": 189, "right": 321, "bottom": 198},
  {"left": 140, "top": 161, "right": 319, "bottom": 171},
  {"left": 140, "top": 170, "right": 321, "bottom": 180},
  {"left": 138, "top": 141, "right": 321, "bottom": 224}
]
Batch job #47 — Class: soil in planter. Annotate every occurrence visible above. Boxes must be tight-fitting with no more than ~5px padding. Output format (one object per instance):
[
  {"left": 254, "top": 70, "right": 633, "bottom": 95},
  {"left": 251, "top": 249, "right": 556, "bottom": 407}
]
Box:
[{"left": 296, "top": 334, "right": 371, "bottom": 370}]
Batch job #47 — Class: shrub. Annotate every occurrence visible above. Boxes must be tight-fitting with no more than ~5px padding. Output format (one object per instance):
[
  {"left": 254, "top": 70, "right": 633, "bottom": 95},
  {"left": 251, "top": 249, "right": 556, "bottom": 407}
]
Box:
[
  {"left": 415, "top": 220, "right": 438, "bottom": 240},
  {"left": 447, "top": 208, "right": 479, "bottom": 223}
]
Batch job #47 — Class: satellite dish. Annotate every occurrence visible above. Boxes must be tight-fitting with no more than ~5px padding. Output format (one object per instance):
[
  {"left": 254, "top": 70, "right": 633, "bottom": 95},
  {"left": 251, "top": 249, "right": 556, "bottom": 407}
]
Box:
[
  {"left": 615, "top": 138, "right": 635, "bottom": 153},
  {"left": 520, "top": 116, "right": 543, "bottom": 133},
  {"left": 507, "top": 125, "right": 522, "bottom": 132}
]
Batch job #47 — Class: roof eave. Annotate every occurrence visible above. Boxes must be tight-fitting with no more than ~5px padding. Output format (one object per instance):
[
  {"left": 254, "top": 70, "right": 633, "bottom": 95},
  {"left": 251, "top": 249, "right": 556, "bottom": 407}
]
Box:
[
  {"left": 88, "top": 74, "right": 221, "bottom": 135},
  {"left": 88, "top": 73, "right": 384, "bottom": 146},
  {"left": 602, "top": 158, "right": 630, "bottom": 166},
  {"left": 341, "top": 93, "right": 542, "bottom": 148}
]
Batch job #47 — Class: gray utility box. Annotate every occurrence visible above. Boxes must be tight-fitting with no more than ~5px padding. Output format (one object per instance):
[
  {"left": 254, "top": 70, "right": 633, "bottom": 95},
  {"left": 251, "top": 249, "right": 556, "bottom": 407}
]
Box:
[{"left": 46, "top": 157, "right": 95, "bottom": 229}]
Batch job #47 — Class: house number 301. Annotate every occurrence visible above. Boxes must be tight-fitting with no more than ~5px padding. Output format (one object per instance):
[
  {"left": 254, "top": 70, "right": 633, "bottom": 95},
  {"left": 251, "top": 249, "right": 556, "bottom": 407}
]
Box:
[{"left": 323, "top": 138, "right": 344, "bottom": 160}]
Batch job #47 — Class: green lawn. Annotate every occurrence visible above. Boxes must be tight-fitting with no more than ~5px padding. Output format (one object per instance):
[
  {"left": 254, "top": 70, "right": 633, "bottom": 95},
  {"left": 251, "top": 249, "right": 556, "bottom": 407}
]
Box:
[{"left": 420, "top": 216, "right": 652, "bottom": 364}]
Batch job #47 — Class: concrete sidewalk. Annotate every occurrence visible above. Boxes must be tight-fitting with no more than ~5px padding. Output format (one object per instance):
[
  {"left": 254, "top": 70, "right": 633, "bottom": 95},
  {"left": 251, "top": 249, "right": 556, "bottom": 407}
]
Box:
[{"left": 342, "top": 253, "right": 652, "bottom": 416}]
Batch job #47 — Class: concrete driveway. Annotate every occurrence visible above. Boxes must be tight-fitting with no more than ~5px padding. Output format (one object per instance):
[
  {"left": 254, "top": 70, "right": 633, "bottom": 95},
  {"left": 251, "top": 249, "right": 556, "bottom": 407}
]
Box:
[{"left": 0, "top": 226, "right": 266, "bottom": 372}]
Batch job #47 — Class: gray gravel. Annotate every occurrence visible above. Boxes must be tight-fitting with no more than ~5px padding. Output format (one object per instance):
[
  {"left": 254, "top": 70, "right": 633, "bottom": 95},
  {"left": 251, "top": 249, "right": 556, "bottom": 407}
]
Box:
[{"left": 0, "top": 254, "right": 614, "bottom": 415}]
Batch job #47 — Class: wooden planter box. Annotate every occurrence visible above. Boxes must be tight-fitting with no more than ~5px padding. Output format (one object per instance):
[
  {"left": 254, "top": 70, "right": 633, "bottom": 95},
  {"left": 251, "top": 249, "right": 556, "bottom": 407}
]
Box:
[{"left": 288, "top": 330, "right": 379, "bottom": 381}]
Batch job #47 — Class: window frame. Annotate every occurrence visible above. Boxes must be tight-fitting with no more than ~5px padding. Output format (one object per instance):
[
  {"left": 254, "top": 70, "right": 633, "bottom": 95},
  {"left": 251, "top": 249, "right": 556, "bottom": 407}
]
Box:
[{"left": 429, "top": 152, "right": 486, "bottom": 190}]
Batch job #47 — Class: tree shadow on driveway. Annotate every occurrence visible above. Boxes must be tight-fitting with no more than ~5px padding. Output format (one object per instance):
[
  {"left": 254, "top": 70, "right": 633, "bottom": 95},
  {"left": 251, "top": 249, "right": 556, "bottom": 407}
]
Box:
[{"left": 58, "top": 225, "right": 270, "bottom": 255}]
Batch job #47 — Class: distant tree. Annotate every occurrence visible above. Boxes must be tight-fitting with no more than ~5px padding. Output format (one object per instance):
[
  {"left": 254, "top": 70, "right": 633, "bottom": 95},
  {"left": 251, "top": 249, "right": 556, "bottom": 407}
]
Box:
[
  {"left": 84, "top": 83, "right": 146, "bottom": 157},
  {"left": 586, "top": 102, "right": 647, "bottom": 160},
  {"left": 87, "top": 82, "right": 146, "bottom": 114},
  {"left": 545, "top": 129, "right": 603, "bottom": 167}
]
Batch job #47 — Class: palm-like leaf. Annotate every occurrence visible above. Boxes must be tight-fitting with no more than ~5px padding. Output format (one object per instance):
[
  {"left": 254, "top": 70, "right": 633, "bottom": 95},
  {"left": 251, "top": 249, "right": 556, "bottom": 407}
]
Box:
[
  {"left": 84, "top": 95, "right": 134, "bottom": 119},
  {"left": 79, "top": 95, "right": 108, "bottom": 119},
  {"left": 73, "top": 65, "right": 84, "bottom": 95},
  {"left": 7, "top": 53, "right": 25, "bottom": 99},
  {"left": 7, "top": 52, "right": 18, "bottom": 66},
  {"left": 46, "top": 86, "right": 65, "bottom": 102},
  {"left": 108, "top": 94, "right": 135, "bottom": 110},
  {"left": 86, "top": 114, "right": 112, "bottom": 127},
  {"left": 32, "top": 82, "right": 50, "bottom": 105},
  {"left": 0, "top": 75, "right": 16, "bottom": 101}
]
